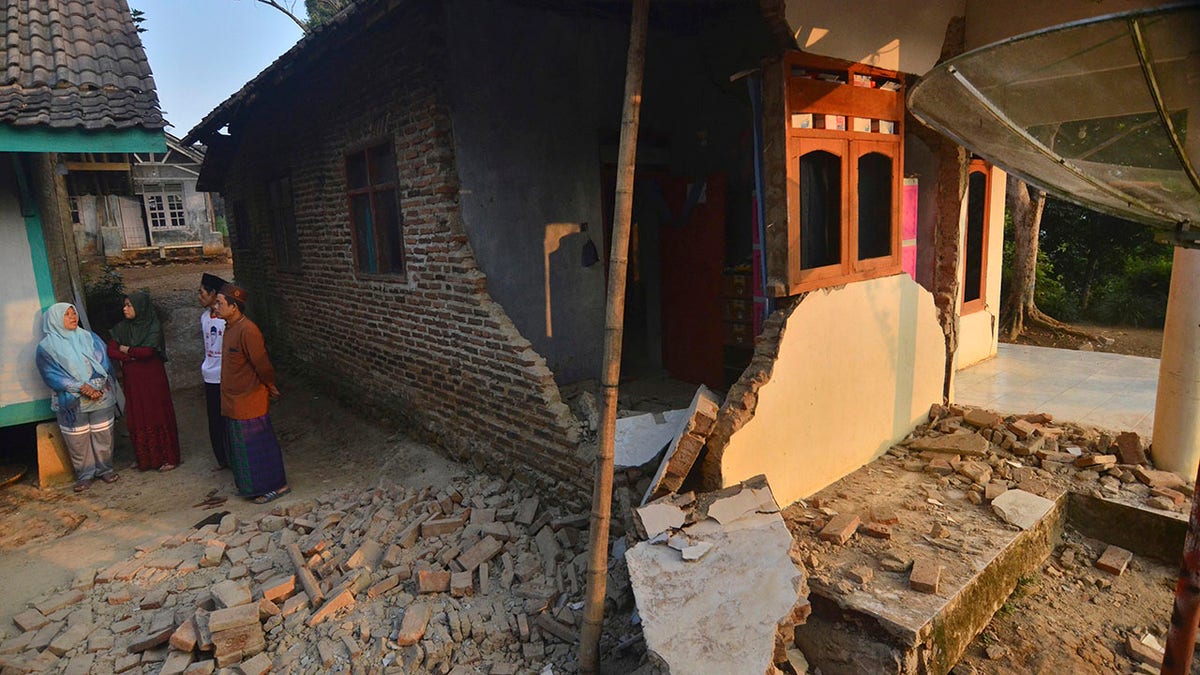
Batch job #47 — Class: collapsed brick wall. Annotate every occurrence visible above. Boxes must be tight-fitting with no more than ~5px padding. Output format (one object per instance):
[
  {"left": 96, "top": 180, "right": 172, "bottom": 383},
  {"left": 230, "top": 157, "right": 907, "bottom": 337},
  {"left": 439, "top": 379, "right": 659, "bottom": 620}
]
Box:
[
  {"left": 698, "top": 296, "right": 801, "bottom": 491},
  {"left": 215, "top": 4, "right": 585, "bottom": 499}
]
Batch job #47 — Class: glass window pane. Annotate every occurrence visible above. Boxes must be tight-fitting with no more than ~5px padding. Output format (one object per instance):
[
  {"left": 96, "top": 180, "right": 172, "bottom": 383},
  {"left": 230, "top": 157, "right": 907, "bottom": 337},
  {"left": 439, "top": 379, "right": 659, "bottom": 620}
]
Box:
[
  {"left": 857, "top": 152, "right": 892, "bottom": 260},
  {"left": 346, "top": 152, "right": 368, "bottom": 190},
  {"left": 351, "top": 194, "right": 376, "bottom": 273},
  {"left": 368, "top": 143, "right": 397, "bottom": 185},
  {"left": 964, "top": 171, "right": 987, "bottom": 302},
  {"left": 800, "top": 150, "right": 841, "bottom": 270},
  {"left": 374, "top": 189, "right": 404, "bottom": 274}
]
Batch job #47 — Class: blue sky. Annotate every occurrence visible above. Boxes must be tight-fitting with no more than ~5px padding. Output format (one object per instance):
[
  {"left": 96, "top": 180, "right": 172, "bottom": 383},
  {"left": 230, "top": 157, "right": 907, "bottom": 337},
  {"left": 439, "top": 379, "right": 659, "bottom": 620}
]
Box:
[{"left": 128, "top": 1, "right": 308, "bottom": 138}]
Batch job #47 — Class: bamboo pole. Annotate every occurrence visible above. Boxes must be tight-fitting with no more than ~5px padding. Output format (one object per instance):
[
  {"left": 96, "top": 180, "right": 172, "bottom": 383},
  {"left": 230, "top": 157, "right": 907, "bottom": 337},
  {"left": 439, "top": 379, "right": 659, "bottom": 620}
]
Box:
[{"left": 578, "top": 0, "right": 649, "bottom": 671}]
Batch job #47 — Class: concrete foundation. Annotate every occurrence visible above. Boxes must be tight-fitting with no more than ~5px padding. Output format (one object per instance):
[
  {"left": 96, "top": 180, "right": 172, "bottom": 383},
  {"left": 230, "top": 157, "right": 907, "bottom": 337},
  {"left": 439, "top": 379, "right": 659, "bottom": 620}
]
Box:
[{"left": 35, "top": 422, "right": 75, "bottom": 489}]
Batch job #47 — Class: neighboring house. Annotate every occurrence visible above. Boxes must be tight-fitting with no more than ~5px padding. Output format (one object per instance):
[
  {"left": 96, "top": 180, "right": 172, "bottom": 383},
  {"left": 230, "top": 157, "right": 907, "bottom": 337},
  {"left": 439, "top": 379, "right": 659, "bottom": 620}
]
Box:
[
  {"left": 185, "top": 0, "right": 1134, "bottom": 503},
  {"left": 69, "top": 132, "right": 227, "bottom": 264},
  {"left": 0, "top": 0, "right": 165, "bottom": 429}
]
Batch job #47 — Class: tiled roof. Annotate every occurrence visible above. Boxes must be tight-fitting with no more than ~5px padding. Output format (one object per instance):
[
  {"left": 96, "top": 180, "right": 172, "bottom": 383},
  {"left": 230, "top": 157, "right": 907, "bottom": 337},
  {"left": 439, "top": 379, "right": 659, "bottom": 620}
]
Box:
[{"left": 0, "top": 0, "right": 164, "bottom": 131}]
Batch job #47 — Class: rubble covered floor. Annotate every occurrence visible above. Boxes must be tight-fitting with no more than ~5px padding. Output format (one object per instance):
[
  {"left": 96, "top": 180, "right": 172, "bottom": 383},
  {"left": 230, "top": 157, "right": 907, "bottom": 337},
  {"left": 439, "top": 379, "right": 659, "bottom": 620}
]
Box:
[{"left": 785, "top": 406, "right": 1192, "bottom": 675}]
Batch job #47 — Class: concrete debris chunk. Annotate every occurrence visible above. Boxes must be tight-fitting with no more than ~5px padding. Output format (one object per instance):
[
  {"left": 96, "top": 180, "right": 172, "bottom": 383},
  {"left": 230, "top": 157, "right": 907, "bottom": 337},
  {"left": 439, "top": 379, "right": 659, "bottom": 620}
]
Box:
[
  {"left": 909, "top": 559, "right": 941, "bottom": 594},
  {"left": 990, "top": 489, "right": 1055, "bottom": 531},
  {"left": 1126, "top": 634, "right": 1164, "bottom": 668},
  {"left": 396, "top": 604, "right": 432, "bottom": 646},
  {"left": 909, "top": 431, "right": 989, "bottom": 456},
  {"left": 706, "top": 485, "right": 777, "bottom": 524},
  {"left": 1115, "top": 431, "right": 1147, "bottom": 465},
  {"left": 1095, "top": 545, "right": 1133, "bottom": 575},
  {"left": 818, "top": 514, "right": 861, "bottom": 545},
  {"left": 634, "top": 501, "right": 686, "bottom": 539},
  {"left": 642, "top": 385, "right": 721, "bottom": 505},
  {"left": 963, "top": 408, "right": 1002, "bottom": 429},
  {"left": 210, "top": 580, "right": 252, "bottom": 609},
  {"left": 626, "top": 476, "right": 807, "bottom": 675},
  {"left": 615, "top": 409, "right": 689, "bottom": 469}
]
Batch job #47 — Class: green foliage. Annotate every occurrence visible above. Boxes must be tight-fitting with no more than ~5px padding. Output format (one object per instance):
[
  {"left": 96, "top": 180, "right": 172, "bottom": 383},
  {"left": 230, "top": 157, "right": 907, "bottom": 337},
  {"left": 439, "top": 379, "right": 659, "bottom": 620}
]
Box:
[
  {"left": 131, "top": 8, "right": 147, "bottom": 33},
  {"left": 1021, "top": 198, "right": 1172, "bottom": 328},
  {"left": 1087, "top": 256, "right": 1172, "bottom": 327},
  {"left": 305, "top": 0, "right": 349, "bottom": 28},
  {"left": 83, "top": 266, "right": 125, "bottom": 339},
  {"left": 214, "top": 215, "right": 229, "bottom": 237}
]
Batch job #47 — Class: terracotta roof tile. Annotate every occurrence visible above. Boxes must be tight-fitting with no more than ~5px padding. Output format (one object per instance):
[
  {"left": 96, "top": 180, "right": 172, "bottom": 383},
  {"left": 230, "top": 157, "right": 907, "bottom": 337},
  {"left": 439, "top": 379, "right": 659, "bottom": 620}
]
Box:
[{"left": 0, "top": 0, "right": 163, "bottom": 130}]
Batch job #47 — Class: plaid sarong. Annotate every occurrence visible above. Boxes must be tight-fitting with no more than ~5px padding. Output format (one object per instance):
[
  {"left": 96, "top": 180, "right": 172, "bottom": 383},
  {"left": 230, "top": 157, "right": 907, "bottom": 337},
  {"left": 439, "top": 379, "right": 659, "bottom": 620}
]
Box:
[{"left": 226, "top": 415, "right": 287, "bottom": 497}]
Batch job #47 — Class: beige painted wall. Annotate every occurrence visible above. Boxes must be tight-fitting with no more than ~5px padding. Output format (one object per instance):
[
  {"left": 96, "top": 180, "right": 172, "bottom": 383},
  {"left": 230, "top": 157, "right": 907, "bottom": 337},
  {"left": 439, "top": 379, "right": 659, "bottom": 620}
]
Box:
[
  {"left": 780, "top": 0, "right": 1170, "bottom": 75},
  {"left": 782, "top": 0, "right": 964, "bottom": 75},
  {"left": 956, "top": 166, "right": 1007, "bottom": 369},
  {"left": 719, "top": 274, "right": 945, "bottom": 505}
]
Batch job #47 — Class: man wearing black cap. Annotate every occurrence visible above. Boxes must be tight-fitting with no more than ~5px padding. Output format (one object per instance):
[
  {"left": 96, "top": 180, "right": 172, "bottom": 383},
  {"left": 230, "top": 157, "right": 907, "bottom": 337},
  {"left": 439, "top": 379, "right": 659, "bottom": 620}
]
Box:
[{"left": 199, "top": 272, "right": 230, "bottom": 469}]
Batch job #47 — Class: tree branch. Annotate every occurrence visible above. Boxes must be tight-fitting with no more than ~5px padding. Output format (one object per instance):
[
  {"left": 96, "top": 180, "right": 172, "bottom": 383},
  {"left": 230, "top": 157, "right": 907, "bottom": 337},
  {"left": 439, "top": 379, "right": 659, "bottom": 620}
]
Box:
[{"left": 254, "top": 0, "right": 309, "bottom": 33}]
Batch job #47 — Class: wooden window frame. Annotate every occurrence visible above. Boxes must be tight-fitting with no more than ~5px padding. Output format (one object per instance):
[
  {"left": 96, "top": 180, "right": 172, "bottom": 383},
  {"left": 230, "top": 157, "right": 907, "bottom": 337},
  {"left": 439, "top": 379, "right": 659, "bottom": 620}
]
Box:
[
  {"left": 344, "top": 141, "right": 405, "bottom": 278},
  {"left": 267, "top": 174, "right": 301, "bottom": 272},
  {"left": 771, "top": 50, "right": 905, "bottom": 296},
  {"left": 961, "top": 159, "right": 992, "bottom": 314}
]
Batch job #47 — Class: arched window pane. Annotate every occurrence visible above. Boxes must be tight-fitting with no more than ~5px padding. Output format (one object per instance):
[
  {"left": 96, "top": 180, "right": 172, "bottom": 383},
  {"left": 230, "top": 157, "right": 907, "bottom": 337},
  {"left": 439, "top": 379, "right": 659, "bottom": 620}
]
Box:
[
  {"left": 800, "top": 150, "right": 841, "bottom": 270},
  {"left": 857, "top": 152, "right": 892, "bottom": 260},
  {"left": 964, "top": 171, "right": 987, "bottom": 302}
]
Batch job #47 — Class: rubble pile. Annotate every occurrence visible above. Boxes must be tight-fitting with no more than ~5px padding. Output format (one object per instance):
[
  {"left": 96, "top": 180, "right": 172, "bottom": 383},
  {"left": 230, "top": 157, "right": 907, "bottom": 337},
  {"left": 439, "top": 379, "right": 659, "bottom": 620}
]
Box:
[
  {"left": 626, "top": 477, "right": 810, "bottom": 675},
  {"left": 0, "top": 476, "right": 618, "bottom": 674},
  {"left": 791, "top": 404, "right": 1192, "bottom": 596},
  {"left": 909, "top": 404, "right": 1192, "bottom": 514},
  {"left": 785, "top": 403, "right": 1194, "bottom": 673}
]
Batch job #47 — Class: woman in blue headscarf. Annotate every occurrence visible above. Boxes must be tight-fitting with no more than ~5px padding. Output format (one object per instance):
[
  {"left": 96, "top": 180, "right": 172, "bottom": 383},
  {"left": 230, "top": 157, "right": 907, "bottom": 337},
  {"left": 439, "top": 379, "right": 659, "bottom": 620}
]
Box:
[{"left": 35, "top": 302, "right": 120, "bottom": 492}]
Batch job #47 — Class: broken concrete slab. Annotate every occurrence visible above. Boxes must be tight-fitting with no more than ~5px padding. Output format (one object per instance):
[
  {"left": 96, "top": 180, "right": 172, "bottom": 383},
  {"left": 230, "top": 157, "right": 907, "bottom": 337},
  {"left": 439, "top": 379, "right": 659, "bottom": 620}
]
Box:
[
  {"left": 634, "top": 501, "right": 686, "bottom": 540},
  {"left": 908, "top": 432, "right": 989, "bottom": 457},
  {"left": 641, "top": 385, "right": 721, "bottom": 505},
  {"left": 991, "top": 489, "right": 1055, "bottom": 531},
  {"left": 626, "top": 477, "right": 807, "bottom": 675},
  {"left": 614, "top": 409, "right": 689, "bottom": 469},
  {"left": 706, "top": 484, "right": 778, "bottom": 525}
]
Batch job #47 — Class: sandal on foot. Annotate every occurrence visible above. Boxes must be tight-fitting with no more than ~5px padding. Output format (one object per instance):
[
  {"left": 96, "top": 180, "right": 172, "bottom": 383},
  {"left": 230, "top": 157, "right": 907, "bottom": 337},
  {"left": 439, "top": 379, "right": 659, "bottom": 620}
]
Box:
[
  {"left": 252, "top": 487, "right": 291, "bottom": 504},
  {"left": 100, "top": 472, "right": 119, "bottom": 484},
  {"left": 158, "top": 464, "right": 177, "bottom": 472},
  {"left": 73, "top": 479, "right": 92, "bottom": 493}
]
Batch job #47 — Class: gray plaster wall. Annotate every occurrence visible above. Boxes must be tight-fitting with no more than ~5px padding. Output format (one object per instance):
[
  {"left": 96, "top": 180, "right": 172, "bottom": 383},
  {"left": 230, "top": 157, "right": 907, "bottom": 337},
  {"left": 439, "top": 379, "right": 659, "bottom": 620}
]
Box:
[{"left": 445, "top": 0, "right": 769, "bottom": 384}]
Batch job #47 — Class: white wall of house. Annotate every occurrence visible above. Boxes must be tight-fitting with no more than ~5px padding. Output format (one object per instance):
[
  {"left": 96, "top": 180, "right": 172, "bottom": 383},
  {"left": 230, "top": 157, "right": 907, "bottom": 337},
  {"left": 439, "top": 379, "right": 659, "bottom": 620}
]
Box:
[
  {"left": 956, "top": 166, "right": 1007, "bottom": 369},
  {"left": 718, "top": 274, "right": 946, "bottom": 505},
  {"left": 0, "top": 164, "right": 51, "bottom": 418}
]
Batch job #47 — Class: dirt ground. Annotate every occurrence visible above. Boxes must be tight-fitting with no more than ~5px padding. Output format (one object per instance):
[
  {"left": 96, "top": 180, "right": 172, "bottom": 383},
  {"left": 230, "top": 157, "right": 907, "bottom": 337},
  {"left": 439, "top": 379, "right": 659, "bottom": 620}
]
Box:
[
  {"left": 956, "top": 527, "right": 1186, "bottom": 674},
  {"left": 1005, "top": 321, "right": 1164, "bottom": 359},
  {"left": 0, "top": 262, "right": 468, "bottom": 624}
]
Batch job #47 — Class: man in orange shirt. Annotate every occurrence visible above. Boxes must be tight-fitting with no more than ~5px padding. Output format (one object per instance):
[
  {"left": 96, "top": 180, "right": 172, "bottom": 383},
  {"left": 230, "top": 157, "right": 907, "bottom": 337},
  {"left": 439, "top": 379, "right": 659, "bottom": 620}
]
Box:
[{"left": 214, "top": 283, "right": 290, "bottom": 504}]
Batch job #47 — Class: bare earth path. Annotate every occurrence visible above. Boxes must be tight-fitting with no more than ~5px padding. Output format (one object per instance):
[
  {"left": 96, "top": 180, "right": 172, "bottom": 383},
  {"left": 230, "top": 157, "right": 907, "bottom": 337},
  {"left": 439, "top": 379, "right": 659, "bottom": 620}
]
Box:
[{"left": 0, "top": 262, "right": 467, "bottom": 626}]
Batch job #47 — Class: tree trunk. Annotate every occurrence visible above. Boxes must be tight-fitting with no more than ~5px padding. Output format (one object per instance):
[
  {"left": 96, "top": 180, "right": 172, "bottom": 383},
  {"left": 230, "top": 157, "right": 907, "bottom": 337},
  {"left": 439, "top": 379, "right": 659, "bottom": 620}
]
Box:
[{"left": 1000, "top": 176, "right": 1046, "bottom": 340}]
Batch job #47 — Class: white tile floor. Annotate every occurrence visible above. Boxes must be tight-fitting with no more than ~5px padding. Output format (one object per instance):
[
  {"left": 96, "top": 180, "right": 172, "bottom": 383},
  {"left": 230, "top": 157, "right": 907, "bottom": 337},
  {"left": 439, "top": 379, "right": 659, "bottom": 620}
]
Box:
[{"left": 955, "top": 343, "right": 1159, "bottom": 439}]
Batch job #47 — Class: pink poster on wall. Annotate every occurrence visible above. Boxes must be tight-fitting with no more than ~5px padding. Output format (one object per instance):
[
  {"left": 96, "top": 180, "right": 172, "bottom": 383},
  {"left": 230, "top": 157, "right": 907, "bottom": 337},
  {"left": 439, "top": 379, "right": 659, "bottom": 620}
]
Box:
[{"left": 901, "top": 178, "right": 918, "bottom": 279}]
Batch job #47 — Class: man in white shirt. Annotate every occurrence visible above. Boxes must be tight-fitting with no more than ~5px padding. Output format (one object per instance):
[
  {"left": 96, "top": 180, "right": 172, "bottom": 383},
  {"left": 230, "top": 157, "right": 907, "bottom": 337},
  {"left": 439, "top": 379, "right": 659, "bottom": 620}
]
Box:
[{"left": 200, "top": 273, "right": 230, "bottom": 469}]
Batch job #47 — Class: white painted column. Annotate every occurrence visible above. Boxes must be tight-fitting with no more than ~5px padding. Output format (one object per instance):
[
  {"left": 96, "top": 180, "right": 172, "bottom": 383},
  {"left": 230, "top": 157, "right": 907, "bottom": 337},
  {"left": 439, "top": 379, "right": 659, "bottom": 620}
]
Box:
[{"left": 1151, "top": 246, "right": 1200, "bottom": 478}]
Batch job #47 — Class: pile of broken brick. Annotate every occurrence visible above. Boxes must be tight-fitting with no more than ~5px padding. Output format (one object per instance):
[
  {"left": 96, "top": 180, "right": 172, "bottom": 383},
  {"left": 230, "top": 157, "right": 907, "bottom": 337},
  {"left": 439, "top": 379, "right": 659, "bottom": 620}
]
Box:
[
  {"left": 797, "top": 404, "right": 1193, "bottom": 597},
  {"left": 914, "top": 405, "right": 1191, "bottom": 515},
  {"left": 0, "top": 475, "right": 617, "bottom": 674}
]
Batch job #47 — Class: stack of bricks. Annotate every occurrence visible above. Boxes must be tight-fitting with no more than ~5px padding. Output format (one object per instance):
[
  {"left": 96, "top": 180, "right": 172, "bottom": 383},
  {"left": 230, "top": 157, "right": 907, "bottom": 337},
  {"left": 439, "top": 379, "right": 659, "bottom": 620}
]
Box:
[
  {"left": 0, "top": 476, "right": 599, "bottom": 674},
  {"left": 213, "top": 0, "right": 587, "bottom": 499}
]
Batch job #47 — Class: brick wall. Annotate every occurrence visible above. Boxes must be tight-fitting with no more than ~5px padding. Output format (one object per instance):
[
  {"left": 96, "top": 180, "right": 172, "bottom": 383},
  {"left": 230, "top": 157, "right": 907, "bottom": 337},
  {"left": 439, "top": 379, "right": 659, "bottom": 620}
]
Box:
[{"left": 215, "top": 4, "right": 587, "bottom": 498}]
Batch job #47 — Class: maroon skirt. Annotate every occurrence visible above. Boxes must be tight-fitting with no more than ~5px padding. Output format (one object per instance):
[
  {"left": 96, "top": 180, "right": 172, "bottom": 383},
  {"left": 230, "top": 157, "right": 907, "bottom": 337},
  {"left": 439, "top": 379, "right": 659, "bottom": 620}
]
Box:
[{"left": 122, "top": 355, "right": 181, "bottom": 470}]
